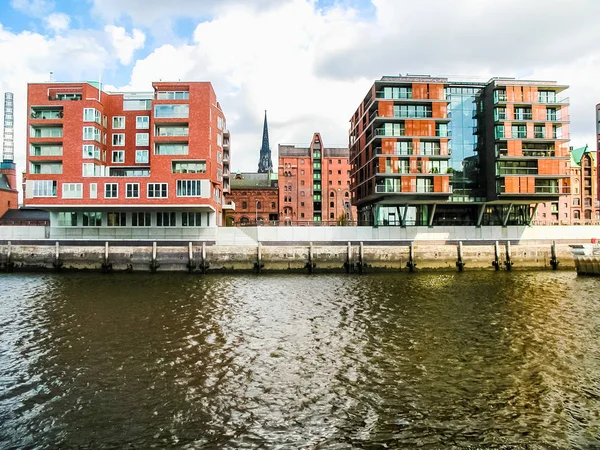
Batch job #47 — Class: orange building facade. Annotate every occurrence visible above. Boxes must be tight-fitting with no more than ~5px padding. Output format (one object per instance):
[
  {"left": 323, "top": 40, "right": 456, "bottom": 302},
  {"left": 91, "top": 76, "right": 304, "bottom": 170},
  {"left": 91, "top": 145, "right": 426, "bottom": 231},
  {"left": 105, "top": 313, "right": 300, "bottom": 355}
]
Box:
[
  {"left": 279, "top": 133, "right": 354, "bottom": 224},
  {"left": 350, "top": 75, "right": 571, "bottom": 226}
]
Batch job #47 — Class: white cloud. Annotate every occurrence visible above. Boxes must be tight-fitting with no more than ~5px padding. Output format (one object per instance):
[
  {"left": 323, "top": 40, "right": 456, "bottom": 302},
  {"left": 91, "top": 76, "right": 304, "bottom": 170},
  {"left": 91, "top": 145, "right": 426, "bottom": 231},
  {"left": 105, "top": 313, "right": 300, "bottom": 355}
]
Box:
[
  {"left": 10, "top": 0, "right": 54, "bottom": 17},
  {"left": 104, "top": 25, "right": 145, "bottom": 65},
  {"left": 44, "top": 12, "right": 70, "bottom": 34}
]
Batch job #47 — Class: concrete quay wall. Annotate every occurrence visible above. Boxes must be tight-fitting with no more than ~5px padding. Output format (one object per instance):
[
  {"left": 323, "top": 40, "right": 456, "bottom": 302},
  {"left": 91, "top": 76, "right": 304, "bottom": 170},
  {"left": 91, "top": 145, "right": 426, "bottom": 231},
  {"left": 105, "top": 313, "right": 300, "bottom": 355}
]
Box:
[{"left": 0, "top": 241, "right": 575, "bottom": 273}]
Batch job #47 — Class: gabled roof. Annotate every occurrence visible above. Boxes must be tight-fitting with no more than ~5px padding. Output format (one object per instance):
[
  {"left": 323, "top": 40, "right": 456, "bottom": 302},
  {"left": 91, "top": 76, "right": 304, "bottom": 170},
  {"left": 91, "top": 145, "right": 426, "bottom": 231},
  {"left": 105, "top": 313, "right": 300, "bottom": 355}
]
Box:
[
  {"left": 570, "top": 145, "right": 596, "bottom": 167},
  {"left": 230, "top": 172, "right": 276, "bottom": 189}
]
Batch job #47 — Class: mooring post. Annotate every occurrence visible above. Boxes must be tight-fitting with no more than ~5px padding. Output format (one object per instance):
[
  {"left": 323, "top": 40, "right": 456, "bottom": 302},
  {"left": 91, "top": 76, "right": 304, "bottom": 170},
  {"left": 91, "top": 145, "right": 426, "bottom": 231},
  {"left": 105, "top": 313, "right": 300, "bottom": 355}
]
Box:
[
  {"left": 102, "top": 241, "right": 112, "bottom": 272},
  {"left": 550, "top": 240, "right": 559, "bottom": 270},
  {"left": 307, "top": 241, "right": 315, "bottom": 274},
  {"left": 150, "top": 241, "right": 159, "bottom": 272},
  {"left": 200, "top": 241, "right": 209, "bottom": 274},
  {"left": 53, "top": 241, "right": 62, "bottom": 270},
  {"left": 187, "top": 242, "right": 195, "bottom": 273},
  {"left": 505, "top": 241, "right": 513, "bottom": 271},
  {"left": 359, "top": 241, "right": 365, "bottom": 274},
  {"left": 492, "top": 241, "right": 500, "bottom": 270},
  {"left": 346, "top": 241, "right": 352, "bottom": 273},
  {"left": 456, "top": 241, "right": 465, "bottom": 272},
  {"left": 406, "top": 241, "right": 416, "bottom": 272},
  {"left": 256, "top": 242, "right": 263, "bottom": 274}
]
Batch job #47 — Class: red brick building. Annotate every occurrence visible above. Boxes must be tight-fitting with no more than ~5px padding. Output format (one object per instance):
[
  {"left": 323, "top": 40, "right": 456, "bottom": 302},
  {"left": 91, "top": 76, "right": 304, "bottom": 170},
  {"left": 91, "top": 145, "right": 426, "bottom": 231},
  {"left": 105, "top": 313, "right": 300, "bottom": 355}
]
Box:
[
  {"left": 279, "top": 133, "right": 354, "bottom": 224},
  {"left": 226, "top": 172, "right": 278, "bottom": 225},
  {"left": 0, "top": 162, "right": 18, "bottom": 217},
  {"left": 24, "top": 81, "right": 230, "bottom": 234}
]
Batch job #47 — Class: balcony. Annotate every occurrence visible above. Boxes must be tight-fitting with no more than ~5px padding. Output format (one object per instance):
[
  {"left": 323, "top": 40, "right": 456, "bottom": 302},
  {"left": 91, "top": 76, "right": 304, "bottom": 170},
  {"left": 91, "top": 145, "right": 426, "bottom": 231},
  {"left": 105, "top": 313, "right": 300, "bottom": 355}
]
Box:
[
  {"left": 513, "top": 113, "right": 533, "bottom": 121},
  {"left": 223, "top": 201, "right": 235, "bottom": 210},
  {"left": 30, "top": 109, "right": 63, "bottom": 120}
]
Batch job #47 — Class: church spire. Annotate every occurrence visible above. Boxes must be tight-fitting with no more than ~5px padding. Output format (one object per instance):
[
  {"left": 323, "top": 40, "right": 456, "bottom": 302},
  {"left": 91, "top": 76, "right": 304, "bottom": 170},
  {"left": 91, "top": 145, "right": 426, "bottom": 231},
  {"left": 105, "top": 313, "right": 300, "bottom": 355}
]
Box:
[{"left": 258, "top": 110, "right": 273, "bottom": 173}]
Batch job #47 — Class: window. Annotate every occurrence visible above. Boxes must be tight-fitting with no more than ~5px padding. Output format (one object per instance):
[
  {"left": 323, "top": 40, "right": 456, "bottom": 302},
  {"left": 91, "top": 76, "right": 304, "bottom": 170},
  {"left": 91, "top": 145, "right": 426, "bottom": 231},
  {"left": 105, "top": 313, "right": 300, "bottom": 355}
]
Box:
[
  {"left": 271, "top": 202, "right": 276, "bottom": 209},
  {"left": 330, "top": 213, "right": 335, "bottom": 219},
  {"left": 242, "top": 201, "right": 247, "bottom": 209},
  {"left": 338, "top": 160, "right": 341, "bottom": 164},
  {"left": 112, "top": 134, "right": 125, "bottom": 146},
  {"left": 112, "top": 150, "right": 125, "bottom": 163},
  {"left": 83, "top": 163, "right": 104, "bottom": 177},
  {"left": 136, "top": 116, "right": 149, "bottom": 129},
  {"left": 30, "top": 145, "right": 62, "bottom": 156},
  {"left": 156, "top": 126, "right": 189, "bottom": 137},
  {"left": 90, "top": 183, "right": 97, "bottom": 199},
  {"left": 132, "top": 212, "right": 151, "bottom": 226},
  {"left": 301, "top": 180, "right": 305, "bottom": 186},
  {"left": 338, "top": 180, "right": 342, "bottom": 185},
  {"left": 156, "top": 91, "right": 189, "bottom": 100},
  {"left": 83, "top": 108, "right": 101, "bottom": 123},
  {"left": 156, "top": 212, "right": 176, "bottom": 226},
  {"left": 126, "top": 183, "right": 139, "bottom": 198},
  {"left": 154, "top": 104, "right": 189, "bottom": 118},
  {"left": 328, "top": 170, "right": 332, "bottom": 175},
  {"left": 30, "top": 162, "right": 62, "bottom": 174},
  {"left": 32, "top": 180, "right": 57, "bottom": 197},
  {"left": 301, "top": 213, "right": 305, "bottom": 218},
  {"left": 301, "top": 202, "right": 305, "bottom": 207},
  {"left": 82, "top": 212, "right": 102, "bottom": 227},
  {"left": 62, "top": 183, "right": 83, "bottom": 199},
  {"left": 182, "top": 212, "right": 202, "bottom": 226},
  {"left": 172, "top": 161, "right": 205, "bottom": 173},
  {"left": 112, "top": 116, "right": 125, "bottom": 129},
  {"left": 330, "top": 201, "right": 334, "bottom": 208},
  {"left": 217, "top": 152, "right": 222, "bottom": 164},
  {"left": 300, "top": 159, "right": 305, "bottom": 164},
  {"left": 136, "top": 133, "right": 149, "bottom": 146},
  {"left": 107, "top": 212, "right": 126, "bottom": 226},
  {"left": 338, "top": 170, "right": 341, "bottom": 175},
  {"left": 136, "top": 150, "right": 149, "bottom": 163},
  {"left": 217, "top": 134, "right": 223, "bottom": 147},
  {"left": 57, "top": 212, "right": 77, "bottom": 226},
  {"left": 83, "top": 126, "right": 101, "bottom": 142},
  {"left": 257, "top": 201, "right": 262, "bottom": 209},
  {"left": 155, "top": 144, "right": 188, "bottom": 155},
  {"left": 104, "top": 183, "right": 118, "bottom": 198},
  {"left": 83, "top": 144, "right": 100, "bottom": 159},
  {"left": 300, "top": 170, "right": 305, "bottom": 175},
  {"left": 176, "top": 180, "right": 202, "bottom": 197},
  {"left": 148, "top": 183, "right": 168, "bottom": 198}
]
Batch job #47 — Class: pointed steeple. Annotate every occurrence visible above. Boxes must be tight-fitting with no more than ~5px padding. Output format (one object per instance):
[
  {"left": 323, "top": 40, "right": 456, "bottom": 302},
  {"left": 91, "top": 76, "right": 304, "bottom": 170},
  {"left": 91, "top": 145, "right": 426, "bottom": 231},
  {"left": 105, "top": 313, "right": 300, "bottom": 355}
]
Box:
[{"left": 258, "top": 110, "right": 273, "bottom": 173}]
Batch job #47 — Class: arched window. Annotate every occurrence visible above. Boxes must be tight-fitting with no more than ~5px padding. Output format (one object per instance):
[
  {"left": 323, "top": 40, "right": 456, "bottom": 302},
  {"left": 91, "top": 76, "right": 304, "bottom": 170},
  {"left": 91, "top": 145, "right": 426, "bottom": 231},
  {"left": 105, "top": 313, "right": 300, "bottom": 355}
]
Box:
[
  {"left": 330, "top": 212, "right": 335, "bottom": 219},
  {"left": 257, "top": 201, "right": 262, "bottom": 209},
  {"left": 585, "top": 198, "right": 592, "bottom": 207},
  {"left": 330, "top": 201, "right": 334, "bottom": 208},
  {"left": 240, "top": 216, "right": 249, "bottom": 225},
  {"left": 585, "top": 210, "right": 592, "bottom": 220},
  {"left": 344, "top": 192, "right": 349, "bottom": 198},
  {"left": 573, "top": 198, "right": 580, "bottom": 206},
  {"left": 271, "top": 202, "right": 276, "bottom": 209},
  {"left": 242, "top": 201, "right": 247, "bottom": 209},
  {"left": 329, "top": 192, "right": 335, "bottom": 197},
  {"left": 574, "top": 210, "right": 580, "bottom": 219}
]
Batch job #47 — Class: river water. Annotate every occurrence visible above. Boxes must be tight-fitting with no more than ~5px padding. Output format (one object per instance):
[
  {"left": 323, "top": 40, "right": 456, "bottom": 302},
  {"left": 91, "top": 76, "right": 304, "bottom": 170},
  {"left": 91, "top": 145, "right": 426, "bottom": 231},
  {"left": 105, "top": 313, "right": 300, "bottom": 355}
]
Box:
[{"left": 0, "top": 271, "right": 599, "bottom": 449}]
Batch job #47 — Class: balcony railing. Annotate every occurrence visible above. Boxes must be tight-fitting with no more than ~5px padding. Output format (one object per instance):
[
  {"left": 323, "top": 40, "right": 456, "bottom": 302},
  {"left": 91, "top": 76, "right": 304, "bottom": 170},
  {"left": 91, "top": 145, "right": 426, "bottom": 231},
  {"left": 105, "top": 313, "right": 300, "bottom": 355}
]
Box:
[
  {"left": 497, "top": 167, "right": 538, "bottom": 175},
  {"left": 31, "top": 110, "right": 63, "bottom": 120},
  {"left": 513, "top": 113, "right": 533, "bottom": 121}
]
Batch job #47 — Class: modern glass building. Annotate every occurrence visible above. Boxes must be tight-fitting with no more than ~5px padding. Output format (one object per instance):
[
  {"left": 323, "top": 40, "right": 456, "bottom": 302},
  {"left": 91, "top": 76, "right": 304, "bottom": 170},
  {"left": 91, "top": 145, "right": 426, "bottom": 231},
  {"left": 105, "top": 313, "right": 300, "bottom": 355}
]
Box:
[{"left": 349, "top": 75, "right": 570, "bottom": 226}]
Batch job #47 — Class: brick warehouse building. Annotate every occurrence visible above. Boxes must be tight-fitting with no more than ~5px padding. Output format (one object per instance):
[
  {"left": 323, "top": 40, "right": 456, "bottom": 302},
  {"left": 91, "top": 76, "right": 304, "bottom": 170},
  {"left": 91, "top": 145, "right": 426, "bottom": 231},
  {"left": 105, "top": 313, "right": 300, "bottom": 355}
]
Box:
[
  {"left": 279, "top": 133, "right": 355, "bottom": 224},
  {"left": 350, "top": 75, "right": 570, "bottom": 226},
  {"left": 226, "top": 172, "right": 279, "bottom": 225},
  {"left": 24, "top": 81, "right": 231, "bottom": 236},
  {"left": 0, "top": 162, "right": 18, "bottom": 217}
]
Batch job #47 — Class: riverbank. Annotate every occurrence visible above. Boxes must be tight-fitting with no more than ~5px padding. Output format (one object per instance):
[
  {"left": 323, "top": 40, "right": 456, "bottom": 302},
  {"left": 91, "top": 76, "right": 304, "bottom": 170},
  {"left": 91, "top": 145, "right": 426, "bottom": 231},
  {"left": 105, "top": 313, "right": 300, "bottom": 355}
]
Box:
[{"left": 0, "top": 240, "right": 574, "bottom": 273}]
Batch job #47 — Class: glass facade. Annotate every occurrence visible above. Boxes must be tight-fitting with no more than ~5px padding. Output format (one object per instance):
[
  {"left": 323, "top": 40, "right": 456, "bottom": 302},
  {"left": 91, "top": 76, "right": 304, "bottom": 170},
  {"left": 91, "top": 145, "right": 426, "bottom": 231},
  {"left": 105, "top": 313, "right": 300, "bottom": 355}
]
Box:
[{"left": 447, "top": 85, "right": 483, "bottom": 201}]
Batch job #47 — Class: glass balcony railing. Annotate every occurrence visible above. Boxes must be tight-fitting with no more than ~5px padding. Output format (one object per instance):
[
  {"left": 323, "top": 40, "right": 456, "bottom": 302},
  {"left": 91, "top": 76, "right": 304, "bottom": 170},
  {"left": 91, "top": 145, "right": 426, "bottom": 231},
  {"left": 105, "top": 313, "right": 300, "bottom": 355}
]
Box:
[
  {"left": 375, "top": 185, "right": 402, "bottom": 193},
  {"left": 31, "top": 110, "right": 63, "bottom": 119},
  {"left": 497, "top": 167, "right": 538, "bottom": 175},
  {"left": 511, "top": 131, "right": 527, "bottom": 139},
  {"left": 513, "top": 113, "right": 533, "bottom": 120}
]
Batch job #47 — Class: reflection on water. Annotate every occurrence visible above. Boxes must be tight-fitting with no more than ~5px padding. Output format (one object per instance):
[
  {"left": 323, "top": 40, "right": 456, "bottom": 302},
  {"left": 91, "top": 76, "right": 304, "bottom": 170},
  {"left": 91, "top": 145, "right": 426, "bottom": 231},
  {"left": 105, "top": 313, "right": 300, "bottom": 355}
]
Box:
[{"left": 1, "top": 272, "right": 600, "bottom": 448}]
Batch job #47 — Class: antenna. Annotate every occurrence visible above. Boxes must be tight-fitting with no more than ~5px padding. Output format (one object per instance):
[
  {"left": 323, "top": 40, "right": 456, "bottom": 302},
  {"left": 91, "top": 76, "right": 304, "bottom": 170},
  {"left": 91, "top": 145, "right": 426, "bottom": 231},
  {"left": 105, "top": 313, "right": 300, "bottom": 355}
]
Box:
[
  {"left": 49, "top": 71, "right": 53, "bottom": 82},
  {"left": 2, "top": 92, "right": 14, "bottom": 162}
]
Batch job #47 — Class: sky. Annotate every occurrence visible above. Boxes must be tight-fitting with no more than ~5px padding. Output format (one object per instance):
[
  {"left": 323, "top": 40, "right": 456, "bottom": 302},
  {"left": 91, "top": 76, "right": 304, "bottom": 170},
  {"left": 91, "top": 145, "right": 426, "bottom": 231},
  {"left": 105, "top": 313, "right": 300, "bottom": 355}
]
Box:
[{"left": 1, "top": 0, "right": 600, "bottom": 185}]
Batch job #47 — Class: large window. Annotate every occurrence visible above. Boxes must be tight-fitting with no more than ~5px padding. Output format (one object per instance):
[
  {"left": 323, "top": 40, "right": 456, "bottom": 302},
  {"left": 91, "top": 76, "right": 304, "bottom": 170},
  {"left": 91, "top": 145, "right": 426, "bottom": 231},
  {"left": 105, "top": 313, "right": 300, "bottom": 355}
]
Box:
[
  {"left": 104, "top": 183, "right": 118, "bottom": 198},
  {"left": 182, "top": 212, "right": 202, "bottom": 227},
  {"left": 32, "top": 180, "right": 57, "bottom": 197},
  {"left": 136, "top": 133, "right": 149, "bottom": 146},
  {"left": 112, "top": 134, "right": 125, "bottom": 146},
  {"left": 83, "top": 126, "right": 101, "bottom": 142},
  {"left": 62, "top": 183, "right": 83, "bottom": 199},
  {"left": 383, "top": 86, "right": 412, "bottom": 99},
  {"left": 107, "top": 212, "right": 126, "bottom": 226},
  {"left": 83, "top": 144, "right": 100, "bottom": 159},
  {"left": 30, "top": 162, "right": 62, "bottom": 174},
  {"left": 57, "top": 212, "right": 77, "bottom": 226},
  {"left": 82, "top": 163, "right": 104, "bottom": 177},
  {"left": 148, "top": 183, "right": 168, "bottom": 198},
  {"left": 83, "top": 212, "right": 102, "bottom": 227},
  {"left": 30, "top": 145, "right": 62, "bottom": 156},
  {"left": 112, "top": 116, "right": 125, "bottom": 129},
  {"left": 132, "top": 212, "right": 151, "bottom": 226},
  {"left": 172, "top": 161, "right": 205, "bottom": 173},
  {"left": 154, "top": 104, "right": 189, "bottom": 119},
  {"left": 155, "top": 144, "right": 188, "bottom": 155},
  {"left": 83, "top": 108, "right": 101, "bottom": 123},
  {"left": 136, "top": 150, "right": 149, "bottom": 163},
  {"left": 176, "top": 180, "right": 202, "bottom": 197},
  {"left": 156, "top": 212, "right": 176, "bottom": 226},
  {"left": 156, "top": 126, "right": 189, "bottom": 136},
  {"left": 126, "top": 183, "right": 139, "bottom": 198},
  {"left": 136, "top": 116, "right": 149, "bottom": 129}
]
